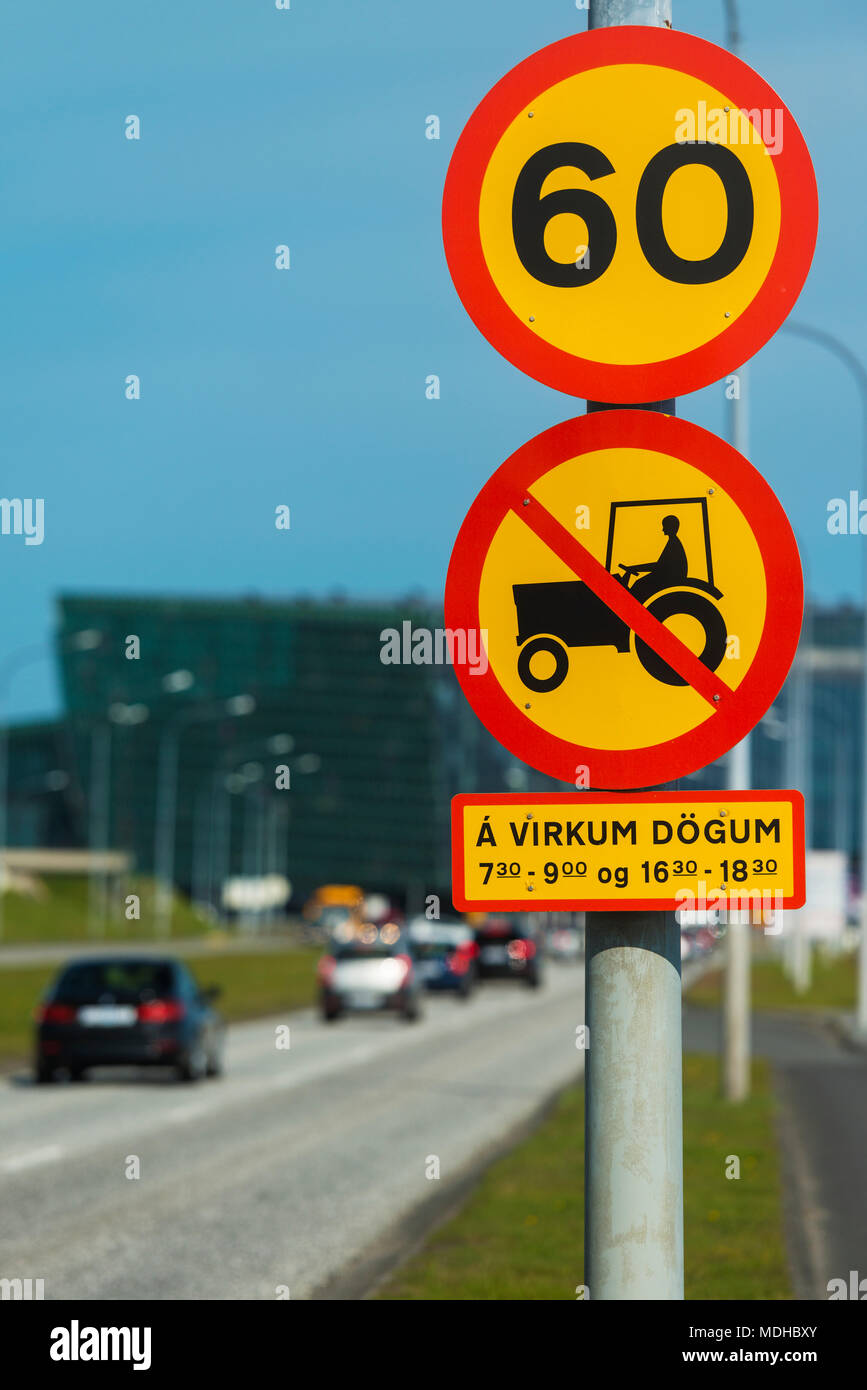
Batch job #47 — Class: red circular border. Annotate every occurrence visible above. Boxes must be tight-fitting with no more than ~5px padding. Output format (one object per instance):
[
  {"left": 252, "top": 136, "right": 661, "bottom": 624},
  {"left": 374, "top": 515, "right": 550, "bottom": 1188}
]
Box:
[
  {"left": 442, "top": 28, "right": 818, "bottom": 402},
  {"left": 444, "top": 411, "right": 803, "bottom": 789}
]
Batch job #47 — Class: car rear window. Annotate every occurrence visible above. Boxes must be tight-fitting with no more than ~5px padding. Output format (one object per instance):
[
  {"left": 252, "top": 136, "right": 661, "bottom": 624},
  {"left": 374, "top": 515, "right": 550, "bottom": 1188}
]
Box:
[
  {"left": 412, "top": 942, "right": 452, "bottom": 961},
  {"left": 319, "top": 906, "right": 355, "bottom": 928},
  {"left": 334, "top": 943, "right": 398, "bottom": 961},
  {"left": 54, "top": 962, "right": 175, "bottom": 1003},
  {"left": 477, "top": 925, "right": 523, "bottom": 943}
]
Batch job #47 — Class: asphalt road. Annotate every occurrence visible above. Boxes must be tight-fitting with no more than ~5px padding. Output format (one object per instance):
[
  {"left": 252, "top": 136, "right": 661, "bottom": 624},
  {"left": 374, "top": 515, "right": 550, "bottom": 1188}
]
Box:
[{"left": 0, "top": 965, "right": 585, "bottom": 1300}]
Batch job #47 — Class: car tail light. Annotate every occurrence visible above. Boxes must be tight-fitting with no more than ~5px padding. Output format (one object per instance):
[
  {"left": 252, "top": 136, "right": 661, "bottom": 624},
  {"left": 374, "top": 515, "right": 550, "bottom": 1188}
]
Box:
[
  {"left": 394, "top": 953, "right": 413, "bottom": 985},
  {"left": 35, "top": 1003, "right": 77, "bottom": 1024},
  {"left": 137, "top": 1000, "right": 185, "bottom": 1023},
  {"left": 317, "top": 955, "right": 336, "bottom": 986},
  {"left": 507, "top": 939, "right": 536, "bottom": 961},
  {"left": 447, "top": 946, "right": 473, "bottom": 976}
]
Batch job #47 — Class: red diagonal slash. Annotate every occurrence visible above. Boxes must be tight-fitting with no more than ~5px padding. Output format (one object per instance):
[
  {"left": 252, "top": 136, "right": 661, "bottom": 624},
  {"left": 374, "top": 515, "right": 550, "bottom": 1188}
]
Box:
[{"left": 511, "top": 492, "right": 732, "bottom": 709}]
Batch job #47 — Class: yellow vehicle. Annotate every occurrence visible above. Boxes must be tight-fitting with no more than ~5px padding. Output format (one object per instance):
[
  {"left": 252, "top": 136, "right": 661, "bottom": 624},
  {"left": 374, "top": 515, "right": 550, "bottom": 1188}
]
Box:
[{"left": 303, "top": 884, "right": 365, "bottom": 940}]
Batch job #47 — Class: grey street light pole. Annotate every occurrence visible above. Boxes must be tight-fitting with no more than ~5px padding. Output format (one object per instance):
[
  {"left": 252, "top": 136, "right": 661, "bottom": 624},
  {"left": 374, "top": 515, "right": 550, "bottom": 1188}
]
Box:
[
  {"left": 724, "top": 0, "right": 748, "bottom": 793},
  {"left": 585, "top": 0, "right": 683, "bottom": 1303},
  {"left": 87, "top": 671, "right": 188, "bottom": 938},
  {"left": 153, "top": 694, "right": 255, "bottom": 937},
  {"left": 722, "top": 268, "right": 752, "bottom": 1090},
  {"left": 812, "top": 691, "right": 854, "bottom": 865},
  {"left": 86, "top": 701, "right": 150, "bottom": 937},
  {"left": 722, "top": 0, "right": 741, "bottom": 52},
  {"left": 779, "top": 322, "right": 867, "bottom": 1032},
  {"left": 202, "top": 733, "right": 294, "bottom": 917},
  {"left": 785, "top": 604, "right": 813, "bottom": 992},
  {"left": 240, "top": 771, "right": 264, "bottom": 932},
  {"left": 87, "top": 722, "right": 112, "bottom": 937},
  {"left": 721, "top": 0, "right": 752, "bottom": 1103}
]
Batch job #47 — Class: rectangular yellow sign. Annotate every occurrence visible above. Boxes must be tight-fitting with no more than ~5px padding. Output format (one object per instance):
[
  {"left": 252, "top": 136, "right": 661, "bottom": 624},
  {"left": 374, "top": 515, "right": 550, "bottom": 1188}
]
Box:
[{"left": 452, "top": 791, "right": 805, "bottom": 912}]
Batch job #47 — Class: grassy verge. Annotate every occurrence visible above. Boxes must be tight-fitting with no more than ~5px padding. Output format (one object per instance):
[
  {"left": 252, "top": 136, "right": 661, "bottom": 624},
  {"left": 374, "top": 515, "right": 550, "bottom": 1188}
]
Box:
[
  {"left": 0, "top": 876, "right": 208, "bottom": 943},
  {"left": 686, "top": 950, "right": 857, "bottom": 1013},
  {"left": 0, "top": 947, "right": 320, "bottom": 1068},
  {"left": 377, "top": 1054, "right": 790, "bottom": 1301}
]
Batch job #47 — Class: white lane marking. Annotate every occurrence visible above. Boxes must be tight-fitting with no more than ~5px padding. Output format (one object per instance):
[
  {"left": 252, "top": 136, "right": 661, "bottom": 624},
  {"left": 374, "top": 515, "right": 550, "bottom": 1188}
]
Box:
[{"left": 0, "top": 1143, "right": 64, "bottom": 1173}]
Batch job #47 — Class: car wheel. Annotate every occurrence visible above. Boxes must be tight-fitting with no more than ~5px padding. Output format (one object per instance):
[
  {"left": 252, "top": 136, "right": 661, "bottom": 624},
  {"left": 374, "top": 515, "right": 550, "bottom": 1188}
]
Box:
[
  {"left": 321, "top": 1008, "right": 341, "bottom": 1023},
  {"left": 205, "top": 1041, "right": 224, "bottom": 1078},
  {"left": 68, "top": 1066, "right": 88, "bottom": 1082},
  {"left": 176, "top": 1041, "right": 207, "bottom": 1083},
  {"left": 35, "top": 1063, "right": 56, "bottom": 1084},
  {"left": 401, "top": 1001, "right": 422, "bottom": 1022},
  {"left": 525, "top": 972, "right": 541, "bottom": 988}
]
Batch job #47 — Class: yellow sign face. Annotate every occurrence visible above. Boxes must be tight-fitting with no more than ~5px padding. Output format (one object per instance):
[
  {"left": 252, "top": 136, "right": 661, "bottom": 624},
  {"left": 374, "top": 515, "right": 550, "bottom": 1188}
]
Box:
[
  {"left": 452, "top": 793, "right": 806, "bottom": 913},
  {"left": 479, "top": 64, "right": 780, "bottom": 368},
  {"left": 479, "top": 441, "right": 765, "bottom": 752},
  {"left": 442, "top": 28, "right": 818, "bottom": 401},
  {"left": 444, "top": 411, "right": 803, "bottom": 790}
]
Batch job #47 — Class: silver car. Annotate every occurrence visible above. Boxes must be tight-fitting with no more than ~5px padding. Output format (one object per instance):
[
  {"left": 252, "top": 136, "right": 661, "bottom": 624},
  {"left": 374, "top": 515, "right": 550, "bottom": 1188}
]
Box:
[{"left": 317, "top": 930, "right": 423, "bottom": 1023}]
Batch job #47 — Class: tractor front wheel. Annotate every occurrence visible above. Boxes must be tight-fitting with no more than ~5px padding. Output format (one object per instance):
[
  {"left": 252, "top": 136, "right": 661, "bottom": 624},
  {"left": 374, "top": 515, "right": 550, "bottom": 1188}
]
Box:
[
  {"left": 634, "top": 591, "right": 727, "bottom": 686},
  {"left": 517, "top": 637, "right": 569, "bottom": 693}
]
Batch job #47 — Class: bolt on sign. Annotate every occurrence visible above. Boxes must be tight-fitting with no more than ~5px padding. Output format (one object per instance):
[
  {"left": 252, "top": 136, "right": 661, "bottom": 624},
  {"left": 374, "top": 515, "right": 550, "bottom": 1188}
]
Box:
[
  {"left": 442, "top": 27, "right": 818, "bottom": 401},
  {"left": 445, "top": 410, "right": 803, "bottom": 790},
  {"left": 452, "top": 792, "right": 805, "bottom": 913}
]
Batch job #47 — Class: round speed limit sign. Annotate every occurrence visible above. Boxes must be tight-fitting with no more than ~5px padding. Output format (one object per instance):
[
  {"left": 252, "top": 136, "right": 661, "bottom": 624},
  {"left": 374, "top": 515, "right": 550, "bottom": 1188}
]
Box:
[{"left": 442, "top": 28, "right": 818, "bottom": 401}]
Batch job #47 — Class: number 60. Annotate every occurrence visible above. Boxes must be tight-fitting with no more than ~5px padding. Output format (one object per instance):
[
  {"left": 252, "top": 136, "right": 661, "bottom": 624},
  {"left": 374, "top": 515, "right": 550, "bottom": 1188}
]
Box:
[{"left": 512, "top": 140, "right": 754, "bottom": 289}]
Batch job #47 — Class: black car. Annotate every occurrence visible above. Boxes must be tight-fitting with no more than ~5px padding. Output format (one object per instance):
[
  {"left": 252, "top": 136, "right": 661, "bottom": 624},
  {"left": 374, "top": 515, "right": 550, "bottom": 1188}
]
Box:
[
  {"left": 34, "top": 956, "right": 225, "bottom": 1084},
  {"left": 474, "top": 918, "right": 543, "bottom": 988}
]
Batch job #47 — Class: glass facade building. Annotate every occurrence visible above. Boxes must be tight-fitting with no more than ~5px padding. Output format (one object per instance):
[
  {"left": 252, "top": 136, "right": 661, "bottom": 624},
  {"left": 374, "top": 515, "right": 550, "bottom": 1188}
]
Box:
[
  {"left": 7, "top": 594, "right": 515, "bottom": 908},
  {"left": 4, "top": 597, "right": 865, "bottom": 904}
]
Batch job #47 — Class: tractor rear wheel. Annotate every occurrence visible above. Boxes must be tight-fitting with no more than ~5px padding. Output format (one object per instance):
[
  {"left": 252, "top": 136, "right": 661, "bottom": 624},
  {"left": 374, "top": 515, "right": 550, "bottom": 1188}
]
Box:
[
  {"left": 517, "top": 637, "right": 569, "bottom": 693},
  {"left": 634, "top": 591, "right": 727, "bottom": 686}
]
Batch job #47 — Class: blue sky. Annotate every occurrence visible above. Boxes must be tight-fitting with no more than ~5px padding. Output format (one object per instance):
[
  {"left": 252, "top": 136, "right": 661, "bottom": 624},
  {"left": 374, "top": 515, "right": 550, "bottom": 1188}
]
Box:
[{"left": 2, "top": 0, "right": 864, "bottom": 720}]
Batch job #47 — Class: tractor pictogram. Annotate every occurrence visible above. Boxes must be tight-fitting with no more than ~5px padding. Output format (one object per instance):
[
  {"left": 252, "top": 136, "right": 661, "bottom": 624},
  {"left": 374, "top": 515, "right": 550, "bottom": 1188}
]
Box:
[{"left": 513, "top": 496, "right": 727, "bottom": 692}]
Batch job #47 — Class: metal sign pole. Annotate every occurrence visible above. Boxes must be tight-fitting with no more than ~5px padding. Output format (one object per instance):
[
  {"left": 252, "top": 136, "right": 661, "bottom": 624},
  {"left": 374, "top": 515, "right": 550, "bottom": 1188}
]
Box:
[
  {"left": 442, "top": 0, "right": 814, "bottom": 1305},
  {"left": 584, "top": 0, "right": 683, "bottom": 1301}
]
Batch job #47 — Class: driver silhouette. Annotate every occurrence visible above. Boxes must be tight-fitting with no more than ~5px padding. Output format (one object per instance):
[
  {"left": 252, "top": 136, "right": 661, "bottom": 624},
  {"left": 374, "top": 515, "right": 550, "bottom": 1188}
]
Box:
[{"left": 620, "top": 515, "right": 687, "bottom": 602}]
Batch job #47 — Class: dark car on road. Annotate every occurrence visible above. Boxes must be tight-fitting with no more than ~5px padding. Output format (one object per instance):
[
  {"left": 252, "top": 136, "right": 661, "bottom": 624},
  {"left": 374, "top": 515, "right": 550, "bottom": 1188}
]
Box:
[
  {"left": 474, "top": 917, "right": 543, "bottom": 988},
  {"left": 407, "top": 918, "right": 478, "bottom": 998},
  {"left": 34, "top": 956, "right": 225, "bottom": 1084}
]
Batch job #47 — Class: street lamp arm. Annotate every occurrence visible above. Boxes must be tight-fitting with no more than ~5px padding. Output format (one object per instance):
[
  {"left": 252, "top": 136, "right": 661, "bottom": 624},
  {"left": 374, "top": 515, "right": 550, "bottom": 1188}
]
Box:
[
  {"left": 780, "top": 320, "right": 867, "bottom": 1034},
  {"left": 0, "top": 643, "right": 52, "bottom": 703},
  {"left": 781, "top": 322, "right": 867, "bottom": 404}
]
